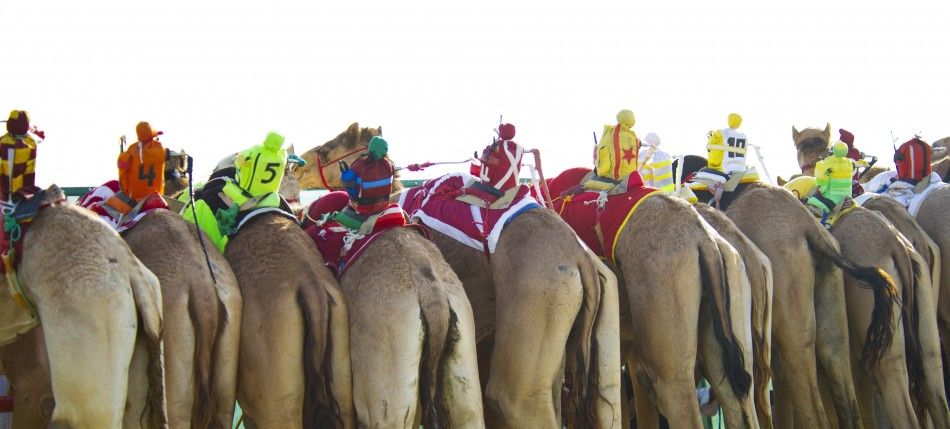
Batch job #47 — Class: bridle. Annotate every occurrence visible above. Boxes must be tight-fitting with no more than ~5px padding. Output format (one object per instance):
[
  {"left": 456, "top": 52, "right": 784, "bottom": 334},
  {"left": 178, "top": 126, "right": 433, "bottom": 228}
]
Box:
[{"left": 314, "top": 146, "right": 369, "bottom": 190}]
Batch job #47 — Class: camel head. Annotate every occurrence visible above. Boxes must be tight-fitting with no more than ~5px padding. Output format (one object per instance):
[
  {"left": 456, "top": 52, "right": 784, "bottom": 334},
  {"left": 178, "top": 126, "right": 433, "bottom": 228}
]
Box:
[
  {"left": 290, "top": 122, "right": 383, "bottom": 190},
  {"left": 164, "top": 149, "right": 191, "bottom": 198},
  {"left": 932, "top": 136, "right": 950, "bottom": 163},
  {"left": 792, "top": 123, "right": 831, "bottom": 175}
]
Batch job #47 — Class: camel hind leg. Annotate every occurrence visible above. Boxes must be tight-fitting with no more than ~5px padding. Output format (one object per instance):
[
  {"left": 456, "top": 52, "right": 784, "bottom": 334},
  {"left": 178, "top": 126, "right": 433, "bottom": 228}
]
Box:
[
  {"left": 813, "top": 257, "right": 864, "bottom": 429},
  {"left": 590, "top": 256, "right": 622, "bottom": 428},
  {"left": 211, "top": 276, "right": 243, "bottom": 429},
  {"left": 484, "top": 256, "right": 583, "bottom": 428},
  {"left": 907, "top": 251, "right": 950, "bottom": 428},
  {"left": 769, "top": 248, "right": 829, "bottom": 428},
  {"left": 624, "top": 256, "right": 703, "bottom": 428},
  {"left": 236, "top": 292, "right": 305, "bottom": 429},
  {"left": 697, "top": 245, "right": 758, "bottom": 428},
  {"left": 440, "top": 290, "right": 485, "bottom": 428},
  {"left": 346, "top": 296, "right": 423, "bottom": 429}
]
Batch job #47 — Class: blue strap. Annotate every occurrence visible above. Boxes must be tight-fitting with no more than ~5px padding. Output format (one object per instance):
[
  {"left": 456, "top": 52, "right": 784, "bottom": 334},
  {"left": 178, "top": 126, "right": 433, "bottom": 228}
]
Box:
[{"left": 359, "top": 176, "right": 393, "bottom": 189}]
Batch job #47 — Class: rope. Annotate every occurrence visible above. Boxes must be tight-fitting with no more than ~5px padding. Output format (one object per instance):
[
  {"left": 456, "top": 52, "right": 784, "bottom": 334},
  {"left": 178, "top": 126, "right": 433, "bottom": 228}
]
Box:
[
  {"left": 400, "top": 158, "right": 476, "bottom": 172},
  {"left": 3, "top": 214, "right": 21, "bottom": 242},
  {"left": 186, "top": 156, "right": 218, "bottom": 284}
]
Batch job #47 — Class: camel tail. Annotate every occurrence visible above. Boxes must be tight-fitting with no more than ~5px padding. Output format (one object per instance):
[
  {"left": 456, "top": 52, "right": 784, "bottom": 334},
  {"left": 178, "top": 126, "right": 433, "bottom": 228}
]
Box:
[
  {"left": 186, "top": 281, "right": 223, "bottom": 429},
  {"left": 563, "top": 255, "right": 605, "bottom": 428},
  {"left": 129, "top": 259, "right": 168, "bottom": 428},
  {"left": 698, "top": 236, "right": 752, "bottom": 400},
  {"left": 297, "top": 284, "right": 341, "bottom": 429},
  {"left": 416, "top": 275, "right": 452, "bottom": 429},
  {"left": 806, "top": 224, "right": 900, "bottom": 369}
]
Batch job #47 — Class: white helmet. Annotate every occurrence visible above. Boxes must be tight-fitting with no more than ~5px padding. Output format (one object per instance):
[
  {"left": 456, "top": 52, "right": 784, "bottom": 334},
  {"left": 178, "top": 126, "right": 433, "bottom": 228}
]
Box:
[{"left": 644, "top": 132, "right": 660, "bottom": 147}]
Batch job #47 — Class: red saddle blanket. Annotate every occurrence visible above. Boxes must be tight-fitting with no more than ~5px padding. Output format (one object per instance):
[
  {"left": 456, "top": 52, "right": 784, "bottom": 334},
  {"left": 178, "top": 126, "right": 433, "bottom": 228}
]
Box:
[
  {"left": 398, "top": 173, "right": 542, "bottom": 254},
  {"left": 77, "top": 181, "right": 169, "bottom": 232},
  {"left": 303, "top": 194, "right": 420, "bottom": 278},
  {"left": 548, "top": 168, "right": 659, "bottom": 262}
]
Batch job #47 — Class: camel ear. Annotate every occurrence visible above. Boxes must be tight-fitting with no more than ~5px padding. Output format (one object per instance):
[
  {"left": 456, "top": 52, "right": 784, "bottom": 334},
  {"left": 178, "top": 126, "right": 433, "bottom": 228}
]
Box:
[
  {"left": 792, "top": 126, "right": 801, "bottom": 143},
  {"left": 377, "top": 126, "right": 383, "bottom": 136},
  {"left": 823, "top": 123, "right": 831, "bottom": 141},
  {"left": 287, "top": 144, "right": 295, "bottom": 155}
]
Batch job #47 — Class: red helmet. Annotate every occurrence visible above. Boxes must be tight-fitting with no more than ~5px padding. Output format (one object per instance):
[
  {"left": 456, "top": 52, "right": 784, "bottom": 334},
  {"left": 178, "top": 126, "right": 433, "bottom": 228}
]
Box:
[{"left": 894, "top": 137, "right": 932, "bottom": 182}]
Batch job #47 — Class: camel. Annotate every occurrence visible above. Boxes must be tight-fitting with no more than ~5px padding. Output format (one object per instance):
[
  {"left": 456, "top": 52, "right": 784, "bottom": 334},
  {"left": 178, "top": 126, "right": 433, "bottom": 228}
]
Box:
[
  {"left": 122, "top": 209, "right": 242, "bottom": 428},
  {"left": 331, "top": 224, "right": 485, "bottom": 427},
  {"left": 0, "top": 194, "right": 166, "bottom": 428},
  {"left": 619, "top": 196, "right": 756, "bottom": 428},
  {"left": 541, "top": 168, "right": 757, "bottom": 429},
  {"left": 1, "top": 210, "right": 243, "bottom": 429},
  {"left": 224, "top": 211, "right": 354, "bottom": 428},
  {"left": 290, "top": 123, "right": 622, "bottom": 428},
  {"left": 693, "top": 204, "right": 774, "bottom": 429},
  {"left": 677, "top": 163, "right": 898, "bottom": 428},
  {"left": 794, "top": 126, "right": 950, "bottom": 427}
]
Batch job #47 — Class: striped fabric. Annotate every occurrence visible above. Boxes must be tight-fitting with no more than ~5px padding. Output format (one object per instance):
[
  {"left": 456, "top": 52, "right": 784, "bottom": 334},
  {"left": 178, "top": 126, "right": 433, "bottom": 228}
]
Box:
[{"left": 0, "top": 134, "right": 37, "bottom": 199}]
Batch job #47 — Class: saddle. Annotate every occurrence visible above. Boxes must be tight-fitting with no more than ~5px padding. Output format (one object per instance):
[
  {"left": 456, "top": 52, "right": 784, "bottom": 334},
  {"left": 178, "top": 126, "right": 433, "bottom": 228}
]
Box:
[
  {"left": 305, "top": 196, "right": 419, "bottom": 277},
  {"left": 77, "top": 181, "right": 169, "bottom": 232},
  {"left": 548, "top": 168, "right": 658, "bottom": 262},
  {"left": 399, "top": 173, "right": 542, "bottom": 255},
  {"left": 185, "top": 177, "right": 297, "bottom": 252}
]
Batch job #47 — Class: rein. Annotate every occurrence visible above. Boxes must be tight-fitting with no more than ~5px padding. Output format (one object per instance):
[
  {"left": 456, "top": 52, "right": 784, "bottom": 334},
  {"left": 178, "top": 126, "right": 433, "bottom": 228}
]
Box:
[{"left": 315, "top": 147, "right": 368, "bottom": 190}]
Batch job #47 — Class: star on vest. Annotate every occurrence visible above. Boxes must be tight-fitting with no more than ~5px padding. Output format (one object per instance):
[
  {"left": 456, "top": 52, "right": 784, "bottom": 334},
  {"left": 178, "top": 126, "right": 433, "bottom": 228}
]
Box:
[
  {"left": 587, "top": 109, "right": 639, "bottom": 190},
  {"left": 0, "top": 110, "right": 42, "bottom": 202},
  {"left": 340, "top": 136, "right": 395, "bottom": 215},
  {"left": 638, "top": 132, "right": 674, "bottom": 192}
]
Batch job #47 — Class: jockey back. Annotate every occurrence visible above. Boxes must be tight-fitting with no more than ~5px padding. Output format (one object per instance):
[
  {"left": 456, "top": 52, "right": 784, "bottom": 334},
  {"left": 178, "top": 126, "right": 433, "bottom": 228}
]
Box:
[
  {"left": 587, "top": 110, "right": 639, "bottom": 191},
  {"left": 236, "top": 131, "right": 287, "bottom": 196},
  {"left": 806, "top": 141, "right": 855, "bottom": 214},
  {"left": 638, "top": 132, "right": 674, "bottom": 192},
  {"left": 706, "top": 113, "right": 747, "bottom": 175},
  {"left": 118, "top": 121, "right": 166, "bottom": 201},
  {"left": 0, "top": 110, "right": 39, "bottom": 201}
]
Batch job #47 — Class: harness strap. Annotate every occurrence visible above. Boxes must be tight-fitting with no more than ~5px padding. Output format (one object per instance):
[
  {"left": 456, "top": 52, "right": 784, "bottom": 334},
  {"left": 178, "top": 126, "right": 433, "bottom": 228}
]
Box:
[{"left": 315, "top": 146, "right": 368, "bottom": 190}]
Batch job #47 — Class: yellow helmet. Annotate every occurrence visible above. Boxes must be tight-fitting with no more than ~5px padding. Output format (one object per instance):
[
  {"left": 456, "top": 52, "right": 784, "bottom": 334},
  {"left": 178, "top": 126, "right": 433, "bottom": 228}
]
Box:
[
  {"left": 831, "top": 141, "right": 848, "bottom": 157},
  {"left": 727, "top": 113, "right": 742, "bottom": 129},
  {"left": 617, "top": 109, "right": 636, "bottom": 128}
]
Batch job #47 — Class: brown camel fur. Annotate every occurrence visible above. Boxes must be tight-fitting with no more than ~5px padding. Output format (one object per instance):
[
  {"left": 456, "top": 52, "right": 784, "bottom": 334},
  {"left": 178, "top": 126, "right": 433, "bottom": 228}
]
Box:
[
  {"left": 123, "top": 209, "right": 242, "bottom": 429},
  {"left": 0, "top": 328, "right": 54, "bottom": 428},
  {"left": 339, "top": 227, "right": 485, "bottom": 428},
  {"left": 224, "top": 213, "right": 354, "bottom": 429},
  {"left": 613, "top": 195, "right": 756, "bottom": 428},
  {"left": 291, "top": 123, "right": 622, "bottom": 428},
  {"left": 0, "top": 199, "right": 166, "bottom": 428},
  {"left": 830, "top": 206, "right": 930, "bottom": 427},
  {"left": 694, "top": 204, "right": 774, "bottom": 429},
  {"left": 709, "top": 181, "right": 896, "bottom": 429},
  {"left": 0, "top": 210, "right": 242, "bottom": 429},
  {"left": 795, "top": 128, "right": 950, "bottom": 427}
]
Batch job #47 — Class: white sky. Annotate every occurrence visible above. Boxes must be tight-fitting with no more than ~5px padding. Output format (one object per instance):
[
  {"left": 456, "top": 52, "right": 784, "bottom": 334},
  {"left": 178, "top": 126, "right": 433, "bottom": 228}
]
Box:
[{"left": 4, "top": 0, "right": 949, "bottom": 187}]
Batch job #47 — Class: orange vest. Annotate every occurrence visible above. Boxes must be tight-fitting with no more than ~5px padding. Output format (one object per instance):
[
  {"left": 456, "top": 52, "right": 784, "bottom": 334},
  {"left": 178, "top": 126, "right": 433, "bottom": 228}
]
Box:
[{"left": 118, "top": 141, "right": 165, "bottom": 200}]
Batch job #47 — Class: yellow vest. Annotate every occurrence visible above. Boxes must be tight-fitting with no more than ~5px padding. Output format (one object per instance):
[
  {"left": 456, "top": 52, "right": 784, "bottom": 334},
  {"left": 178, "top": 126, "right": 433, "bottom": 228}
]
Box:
[{"left": 595, "top": 124, "right": 639, "bottom": 181}]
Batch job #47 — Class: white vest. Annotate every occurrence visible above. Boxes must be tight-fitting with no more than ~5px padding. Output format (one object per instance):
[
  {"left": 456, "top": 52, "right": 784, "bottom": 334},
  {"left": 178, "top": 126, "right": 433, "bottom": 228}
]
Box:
[{"left": 721, "top": 128, "right": 748, "bottom": 174}]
